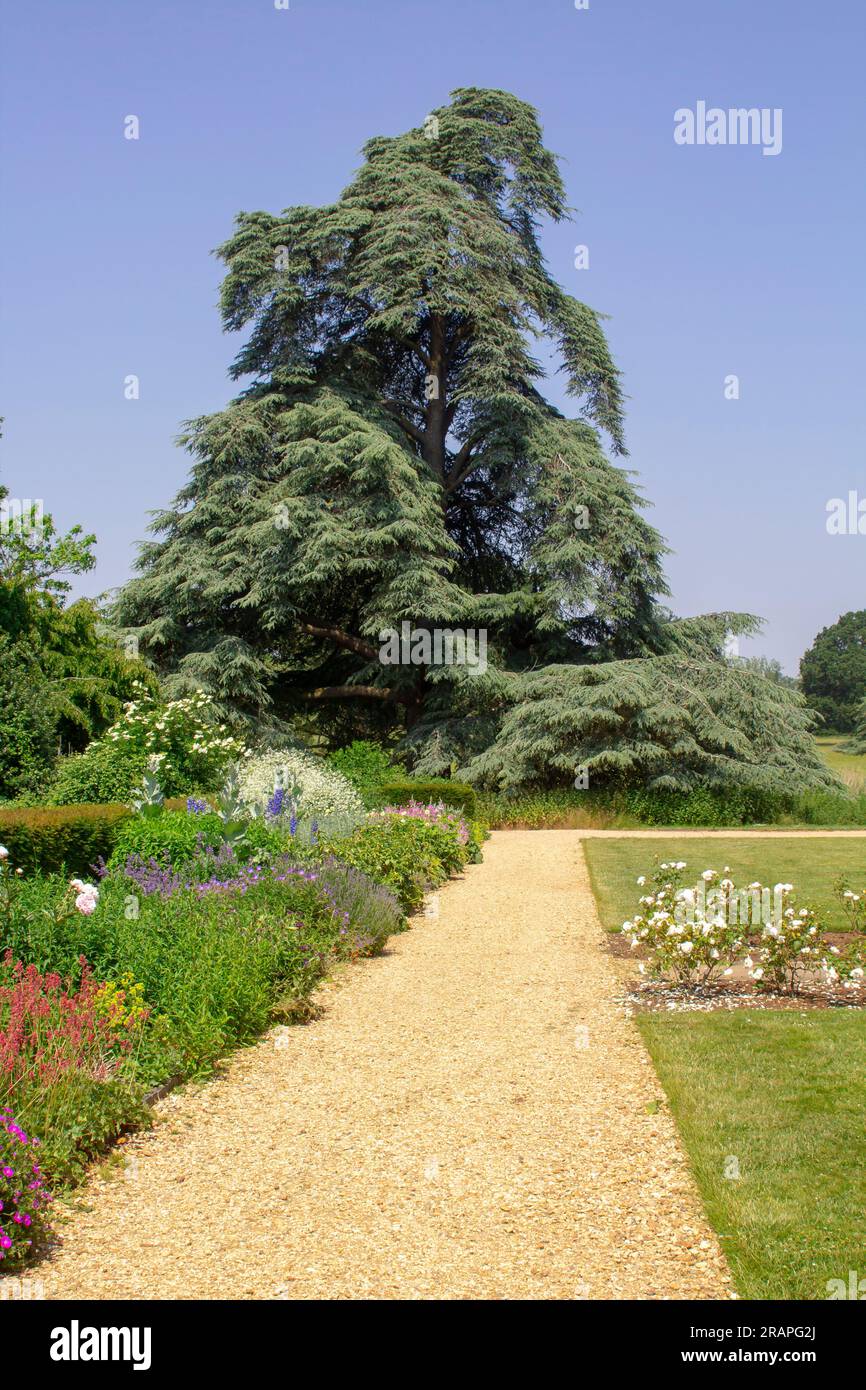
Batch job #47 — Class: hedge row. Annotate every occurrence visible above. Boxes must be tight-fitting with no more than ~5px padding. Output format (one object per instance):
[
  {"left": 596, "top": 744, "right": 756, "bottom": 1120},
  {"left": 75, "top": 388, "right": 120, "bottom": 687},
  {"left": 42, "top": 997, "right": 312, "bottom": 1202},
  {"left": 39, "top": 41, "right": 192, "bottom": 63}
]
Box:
[{"left": 0, "top": 798, "right": 188, "bottom": 875}]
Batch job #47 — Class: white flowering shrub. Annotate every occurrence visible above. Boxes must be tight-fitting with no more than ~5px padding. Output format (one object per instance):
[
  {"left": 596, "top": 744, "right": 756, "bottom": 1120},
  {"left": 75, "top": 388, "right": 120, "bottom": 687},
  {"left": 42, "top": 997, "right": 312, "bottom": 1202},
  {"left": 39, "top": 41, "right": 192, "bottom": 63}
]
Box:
[
  {"left": 746, "top": 896, "right": 824, "bottom": 994},
  {"left": 621, "top": 863, "right": 746, "bottom": 985},
  {"left": 623, "top": 861, "right": 830, "bottom": 995},
  {"left": 236, "top": 747, "right": 364, "bottom": 824},
  {"left": 49, "top": 684, "right": 246, "bottom": 804}
]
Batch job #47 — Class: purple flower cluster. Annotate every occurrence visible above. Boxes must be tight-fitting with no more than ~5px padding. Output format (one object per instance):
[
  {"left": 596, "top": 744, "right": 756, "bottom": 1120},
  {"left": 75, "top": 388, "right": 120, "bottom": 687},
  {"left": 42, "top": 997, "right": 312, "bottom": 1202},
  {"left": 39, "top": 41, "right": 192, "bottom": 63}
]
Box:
[
  {"left": 266, "top": 786, "right": 286, "bottom": 820},
  {"left": 186, "top": 797, "right": 210, "bottom": 815},
  {"left": 123, "top": 847, "right": 323, "bottom": 901},
  {"left": 123, "top": 840, "right": 237, "bottom": 897},
  {"left": 0, "top": 1109, "right": 52, "bottom": 1265}
]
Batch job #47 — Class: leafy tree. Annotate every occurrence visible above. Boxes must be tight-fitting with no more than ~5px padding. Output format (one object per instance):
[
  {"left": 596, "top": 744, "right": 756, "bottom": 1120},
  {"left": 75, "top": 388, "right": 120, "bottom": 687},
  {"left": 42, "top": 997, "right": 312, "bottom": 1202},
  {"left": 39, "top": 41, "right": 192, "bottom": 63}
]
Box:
[
  {"left": 1, "top": 455, "right": 157, "bottom": 796},
  {"left": 735, "top": 655, "right": 798, "bottom": 690},
  {"left": 0, "top": 634, "right": 56, "bottom": 800},
  {"left": 800, "top": 612, "right": 866, "bottom": 734},
  {"left": 116, "top": 89, "right": 834, "bottom": 795}
]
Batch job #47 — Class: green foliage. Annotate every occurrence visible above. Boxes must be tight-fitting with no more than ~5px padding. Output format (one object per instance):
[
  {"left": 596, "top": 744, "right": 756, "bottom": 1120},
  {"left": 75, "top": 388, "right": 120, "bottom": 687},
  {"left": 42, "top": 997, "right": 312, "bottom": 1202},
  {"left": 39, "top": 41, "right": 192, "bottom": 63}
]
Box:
[
  {"left": 0, "top": 485, "right": 95, "bottom": 616},
  {"left": 841, "top": 696, "right": 866, "bottom": 756},
  {"left": 34, "top": 599, "right": 160, "bottom": 757},
  {"left": 107, "top": 809, "right": 230, "bottom": 871},
  {"left": 734, "top": 654, "right": 798, "bottom": 688},
  {"left": 0, "top": 477, "right": 153, "bottom": 795},
  {"left": 620, "top": 785, "right": 795, "bottom": 827},
  {"left": 46, "top": 738, "right": 148, "bottom": 808},
  {"left": 480, "top": 783, "right": 866, "bottom": 829},
  {"left": 0, "top": 635, "right": 56, "bottom": 801},
  {"left": 801, "top": 610, "right": 866, "bottom": 733},
  {"left": 464, "top": 641, "right": 839, "bottom": 797},
  {"left": 322, "top": 813, "right": 472, "bottom": 909},
  {"left": 327, "top": 740, "right": 403, "bottom": 805}
]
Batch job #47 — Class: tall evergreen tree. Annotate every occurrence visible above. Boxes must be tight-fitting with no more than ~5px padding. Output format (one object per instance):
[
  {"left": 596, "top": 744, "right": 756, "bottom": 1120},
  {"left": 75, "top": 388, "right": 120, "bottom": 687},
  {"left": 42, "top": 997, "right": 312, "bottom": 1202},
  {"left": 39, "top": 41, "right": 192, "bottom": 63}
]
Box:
[{"left": 116, "top": 89, "right": 834, "bottom": 793}]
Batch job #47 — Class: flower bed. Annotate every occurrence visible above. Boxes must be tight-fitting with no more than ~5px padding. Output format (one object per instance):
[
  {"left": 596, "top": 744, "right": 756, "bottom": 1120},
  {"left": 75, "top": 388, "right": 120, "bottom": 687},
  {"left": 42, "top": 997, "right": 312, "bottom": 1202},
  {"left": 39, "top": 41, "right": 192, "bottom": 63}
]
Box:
[{"left": 0, "top": 789, "right": 485, "bottom": 1265}]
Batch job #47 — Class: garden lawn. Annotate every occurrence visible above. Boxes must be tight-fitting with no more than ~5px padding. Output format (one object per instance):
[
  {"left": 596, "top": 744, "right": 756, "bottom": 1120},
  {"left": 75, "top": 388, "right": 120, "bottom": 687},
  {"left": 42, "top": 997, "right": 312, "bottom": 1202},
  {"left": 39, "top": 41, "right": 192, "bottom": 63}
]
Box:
[
  {"left": 638, "top": 1009, "right": 866, "bottom": 1299},
  {"left": 583, "top": 835, "right": 866, "bottom": 934}
]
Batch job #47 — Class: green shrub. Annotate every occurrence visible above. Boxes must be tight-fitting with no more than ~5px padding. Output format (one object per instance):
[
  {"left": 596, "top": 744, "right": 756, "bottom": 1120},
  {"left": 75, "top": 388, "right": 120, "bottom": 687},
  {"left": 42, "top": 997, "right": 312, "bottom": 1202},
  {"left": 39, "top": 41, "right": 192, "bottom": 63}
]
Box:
[
  {"left": 46, "top": 739, "right": 148, "bottom": 808},
  {"left": 478, "top": 784, "right": 866, "bottom": 829},
  {"left": 377, "top": 778, "right": 477, "bottom": 816},
  {"left": 107, "top": 809, "right": 232, "bottom": 870},
  {"left": 620, "top": 785, "right": 795, "bottom": 827},
  {"left": 327, "top": 740, "right": 404, "bottom": 806},
  {"left": 322, "top": 812, "right": 472, "bottom": 909}
]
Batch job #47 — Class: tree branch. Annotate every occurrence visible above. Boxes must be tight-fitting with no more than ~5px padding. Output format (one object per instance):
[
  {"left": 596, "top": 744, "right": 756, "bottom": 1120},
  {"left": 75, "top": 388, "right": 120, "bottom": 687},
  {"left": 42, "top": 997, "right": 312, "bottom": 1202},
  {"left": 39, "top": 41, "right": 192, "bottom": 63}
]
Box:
[
  {"left": 309, "top": 684, "right": 395, "bottom": 702},
  {"left": 381, "top": 401, "right": 427, "bottom": 447},
  {"left": 300, "top": 623, "right": 378, "bottom": 662},
  {"left": 445, "top": 437, "right": 485, "bottom": 493}
]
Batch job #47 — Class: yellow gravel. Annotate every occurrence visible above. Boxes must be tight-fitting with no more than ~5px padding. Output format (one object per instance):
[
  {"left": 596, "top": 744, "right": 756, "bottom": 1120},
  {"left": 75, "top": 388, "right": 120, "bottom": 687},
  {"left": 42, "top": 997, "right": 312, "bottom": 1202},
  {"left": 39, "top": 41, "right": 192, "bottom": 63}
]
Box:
[{"left": 40, "top": 831, "right": 733, "bottom": 1301}]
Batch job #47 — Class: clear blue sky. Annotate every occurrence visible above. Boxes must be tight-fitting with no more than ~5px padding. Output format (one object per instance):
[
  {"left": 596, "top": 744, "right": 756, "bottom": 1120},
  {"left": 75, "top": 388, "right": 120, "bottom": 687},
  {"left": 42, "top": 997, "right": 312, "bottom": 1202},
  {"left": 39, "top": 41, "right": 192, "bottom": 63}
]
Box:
[{"left": 2, "top": 0, "right": 864, "bottom": 673}]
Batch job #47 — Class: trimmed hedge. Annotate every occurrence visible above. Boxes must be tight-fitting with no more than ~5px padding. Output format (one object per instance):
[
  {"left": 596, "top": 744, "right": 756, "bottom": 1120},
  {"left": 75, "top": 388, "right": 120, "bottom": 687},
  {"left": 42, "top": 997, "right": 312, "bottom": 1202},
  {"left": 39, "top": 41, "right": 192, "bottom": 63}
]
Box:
[
  {"left": 0, "top": 798, "right": 189, "bottom": 875},
  {"left": 377, "top": 778, "right": 477, "bottom": 816}
]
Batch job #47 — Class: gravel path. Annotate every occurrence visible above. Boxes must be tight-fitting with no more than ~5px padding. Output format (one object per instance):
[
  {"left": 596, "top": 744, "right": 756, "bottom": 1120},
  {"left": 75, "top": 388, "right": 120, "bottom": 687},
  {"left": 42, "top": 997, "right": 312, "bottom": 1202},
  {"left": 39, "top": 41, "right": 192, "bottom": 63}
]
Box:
[{"left": 40, "top": 832, "right": 732, "bottom": 1301}]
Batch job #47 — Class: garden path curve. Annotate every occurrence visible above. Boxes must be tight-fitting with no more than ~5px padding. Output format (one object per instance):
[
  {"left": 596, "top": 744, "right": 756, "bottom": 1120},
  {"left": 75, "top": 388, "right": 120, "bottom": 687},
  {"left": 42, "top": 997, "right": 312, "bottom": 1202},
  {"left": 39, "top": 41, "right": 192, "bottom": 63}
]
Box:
[{"left": 41, "top": 831, "right": 733, "bottom": 1301}]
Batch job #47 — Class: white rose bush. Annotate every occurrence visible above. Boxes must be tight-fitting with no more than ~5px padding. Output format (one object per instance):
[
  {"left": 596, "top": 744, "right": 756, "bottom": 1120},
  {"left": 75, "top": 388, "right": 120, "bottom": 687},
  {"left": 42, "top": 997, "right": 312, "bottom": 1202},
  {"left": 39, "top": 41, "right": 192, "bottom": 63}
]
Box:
[
  {"left": 622, "top": 863, "right": 747, "bottom": 986},
  {"left": 622, "top": 862, "right": 866, "bottom": 997}
]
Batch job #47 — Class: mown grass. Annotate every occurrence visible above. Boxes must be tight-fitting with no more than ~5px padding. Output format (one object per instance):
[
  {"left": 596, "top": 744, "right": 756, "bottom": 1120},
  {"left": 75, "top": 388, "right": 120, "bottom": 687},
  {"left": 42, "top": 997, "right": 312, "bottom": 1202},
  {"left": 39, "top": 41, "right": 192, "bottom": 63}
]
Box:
[
  {"left": 638, "top": 1010, "right": 866, "bottom": 1299},
  {"left": 583, "top": 835, "right": 866, "bottom": 934}
]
